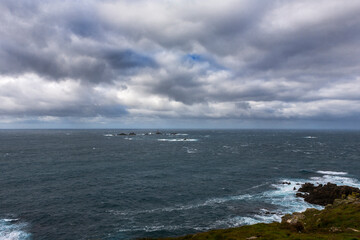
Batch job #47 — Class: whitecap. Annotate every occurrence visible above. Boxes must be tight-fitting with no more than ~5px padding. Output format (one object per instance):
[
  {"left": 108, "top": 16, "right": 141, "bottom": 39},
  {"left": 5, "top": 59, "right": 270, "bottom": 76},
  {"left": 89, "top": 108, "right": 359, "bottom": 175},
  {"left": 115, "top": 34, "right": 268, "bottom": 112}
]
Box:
[
  {"left": 183, "top": 147, "right": 197, "bottom": 153},
  {"left": 219, "top": 213, "right": 283, "bottom": 228},
  {"left": 118, "top": 224, "right": 183, "bottom": 233},
  {"left": 203, "top": 194, "right": 252, "bottom": 205},
  {"left": 310, "top": 175, "right": 360, "bottom": 187},
  {"left": 212, "top": 212, "right": 284, "bottom": 229},
  {"left": 213, "top": 216, "right": 260, "bottom": 228},
  {"left": 104, "top": 134, "right": 114, "bottom": 137},
  {"left": 316, "top": 170, "right": 348, "bottom": 175},
  {"left": 3, "top": 219, "right": 18, "bottom": 223},
  {"left": 157, "top": 139, "right": 198, "bottom": 142},
  {"left": 303, "top": 136, "right": 317, "bottom": 139},
  {"left": 0, "top": 219, "right": 31, "bottom": 240}
]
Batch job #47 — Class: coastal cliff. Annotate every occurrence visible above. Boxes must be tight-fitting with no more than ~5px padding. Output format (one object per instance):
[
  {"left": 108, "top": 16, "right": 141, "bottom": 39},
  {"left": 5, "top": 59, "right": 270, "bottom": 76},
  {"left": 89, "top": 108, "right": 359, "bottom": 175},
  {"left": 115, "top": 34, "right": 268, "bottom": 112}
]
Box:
[{"left": 142, "top": 184, "right": 360, "bottom": 240}]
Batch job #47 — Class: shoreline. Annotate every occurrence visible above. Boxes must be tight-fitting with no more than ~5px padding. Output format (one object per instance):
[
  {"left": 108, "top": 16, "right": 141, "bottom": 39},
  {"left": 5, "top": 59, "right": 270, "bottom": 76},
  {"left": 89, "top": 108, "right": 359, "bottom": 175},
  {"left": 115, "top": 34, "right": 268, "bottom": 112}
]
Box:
[{"left": 142, "top": 183, "right": 360, "bottom": 240}]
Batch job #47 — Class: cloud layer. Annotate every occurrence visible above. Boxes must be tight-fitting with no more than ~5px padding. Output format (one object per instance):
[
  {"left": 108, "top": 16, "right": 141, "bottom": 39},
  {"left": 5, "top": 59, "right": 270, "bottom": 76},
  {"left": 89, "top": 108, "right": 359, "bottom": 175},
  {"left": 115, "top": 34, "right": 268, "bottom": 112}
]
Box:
[{"left": 1, "top": 0, "right": 360, "bottom": 128}]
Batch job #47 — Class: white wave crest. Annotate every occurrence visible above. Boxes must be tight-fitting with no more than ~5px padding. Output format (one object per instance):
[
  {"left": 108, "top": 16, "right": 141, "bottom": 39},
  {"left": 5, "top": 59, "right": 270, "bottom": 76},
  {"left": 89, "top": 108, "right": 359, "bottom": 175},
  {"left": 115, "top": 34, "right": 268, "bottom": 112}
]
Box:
[
  {"left": 118, "top": 224, "right": 183, "bottom": 233},
  {"left": 214, "top": 216, "right": 259, "bottom": 228},
  {"left": 303, "top": 136, "right": 317, "bottom": 139},
  {"left": 158, "top": 139, "right": 198, "bottom": 142},
  {"left": 216, "top": 212, "right": 283, "bottom": 228},
  {"left": 316, "top": 171, "right": 348, "bottom": 175},
  {"left": 104, "top": 134, "right": 114, "bottom": 137},
  {"left": 310, "top": 175, "right": 360, "bottom": 187}
]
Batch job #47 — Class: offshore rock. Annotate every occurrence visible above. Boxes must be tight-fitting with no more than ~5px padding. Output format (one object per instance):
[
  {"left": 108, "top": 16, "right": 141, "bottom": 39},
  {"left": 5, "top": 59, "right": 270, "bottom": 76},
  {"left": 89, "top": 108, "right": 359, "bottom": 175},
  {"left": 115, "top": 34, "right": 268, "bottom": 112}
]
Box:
[{"left": 296, "top": 182, "right": 360, "bottom": 206}]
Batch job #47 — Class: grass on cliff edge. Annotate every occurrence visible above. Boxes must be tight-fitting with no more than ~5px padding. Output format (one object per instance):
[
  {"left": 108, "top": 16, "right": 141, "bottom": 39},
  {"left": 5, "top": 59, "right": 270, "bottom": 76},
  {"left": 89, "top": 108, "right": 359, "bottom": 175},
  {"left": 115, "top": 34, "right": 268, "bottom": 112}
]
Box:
[{"left": 141, "top": 196, "right": 360, "bottom": 240}]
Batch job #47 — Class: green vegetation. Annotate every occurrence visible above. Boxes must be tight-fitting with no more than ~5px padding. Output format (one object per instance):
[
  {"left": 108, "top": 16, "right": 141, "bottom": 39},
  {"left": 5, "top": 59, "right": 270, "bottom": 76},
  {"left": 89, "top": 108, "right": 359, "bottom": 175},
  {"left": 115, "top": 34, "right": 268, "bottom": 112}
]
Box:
[{"left": 143, "top": 195, "right": 360, "bottom": 240}]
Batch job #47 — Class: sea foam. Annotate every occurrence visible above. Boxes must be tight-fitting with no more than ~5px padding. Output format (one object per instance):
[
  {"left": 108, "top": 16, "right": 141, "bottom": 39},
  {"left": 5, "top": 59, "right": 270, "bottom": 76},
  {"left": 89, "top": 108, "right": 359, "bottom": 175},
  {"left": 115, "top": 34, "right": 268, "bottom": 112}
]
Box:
[{"left": 0, "top": 219, "right": 31, "bottom": 240}]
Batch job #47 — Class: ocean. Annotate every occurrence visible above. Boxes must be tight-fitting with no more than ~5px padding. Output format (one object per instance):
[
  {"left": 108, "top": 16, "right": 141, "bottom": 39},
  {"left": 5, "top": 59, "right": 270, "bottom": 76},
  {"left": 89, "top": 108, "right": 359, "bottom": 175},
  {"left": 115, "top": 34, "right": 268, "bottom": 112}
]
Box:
[{"left": 0, "top": 129, "right": 359, "bottom": 240}]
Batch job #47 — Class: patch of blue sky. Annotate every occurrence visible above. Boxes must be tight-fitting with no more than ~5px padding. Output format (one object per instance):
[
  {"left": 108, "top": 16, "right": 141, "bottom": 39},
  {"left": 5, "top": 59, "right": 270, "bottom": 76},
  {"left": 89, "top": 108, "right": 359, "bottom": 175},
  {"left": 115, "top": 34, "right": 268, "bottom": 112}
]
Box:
[{"left": 183, "top": 53, "right": 227, "bottom": 70}]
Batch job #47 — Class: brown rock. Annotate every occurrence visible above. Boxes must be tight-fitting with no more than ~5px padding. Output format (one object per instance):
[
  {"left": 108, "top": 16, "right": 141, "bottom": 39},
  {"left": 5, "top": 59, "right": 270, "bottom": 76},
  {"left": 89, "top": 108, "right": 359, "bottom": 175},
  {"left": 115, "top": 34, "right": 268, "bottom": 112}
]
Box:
[{"left": 296, "top": 182, "right": 360, "bottom": 206}]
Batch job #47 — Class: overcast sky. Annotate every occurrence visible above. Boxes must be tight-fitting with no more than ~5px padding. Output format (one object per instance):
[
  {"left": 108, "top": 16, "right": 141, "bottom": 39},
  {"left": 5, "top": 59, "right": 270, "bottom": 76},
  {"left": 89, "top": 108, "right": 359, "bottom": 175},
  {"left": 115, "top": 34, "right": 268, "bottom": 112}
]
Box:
[{"left": 1, "top": 0, "right": 360, "bottom": 129}]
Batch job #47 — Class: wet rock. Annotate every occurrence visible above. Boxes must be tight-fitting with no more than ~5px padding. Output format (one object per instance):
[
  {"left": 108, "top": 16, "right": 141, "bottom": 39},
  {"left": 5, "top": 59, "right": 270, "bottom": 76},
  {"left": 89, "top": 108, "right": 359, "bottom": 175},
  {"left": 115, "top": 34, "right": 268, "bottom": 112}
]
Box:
[
  {"left": 117, "top": 133, "right": 127, "bottom": 136},
  {"left": 129, "top": 132, "right": 136, "bottom": 135},
  {"left": 296, "top": 182, "right": 360, "bottom": 206}
]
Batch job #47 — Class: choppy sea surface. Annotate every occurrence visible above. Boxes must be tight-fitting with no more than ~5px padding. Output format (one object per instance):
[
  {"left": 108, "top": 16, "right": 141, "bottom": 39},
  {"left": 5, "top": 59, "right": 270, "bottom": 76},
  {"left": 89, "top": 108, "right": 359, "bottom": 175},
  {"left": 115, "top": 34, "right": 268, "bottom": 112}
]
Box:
[{"left": 0, "top": 129, "right": 359, "bottom": 240}]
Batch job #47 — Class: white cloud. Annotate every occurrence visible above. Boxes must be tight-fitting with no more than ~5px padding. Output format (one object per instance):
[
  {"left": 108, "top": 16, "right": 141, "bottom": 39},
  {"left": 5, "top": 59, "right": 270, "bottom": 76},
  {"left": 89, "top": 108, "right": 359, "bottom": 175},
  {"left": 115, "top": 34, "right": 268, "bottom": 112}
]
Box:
[{"left": 0, "top": 0, "right": 360, "bottom": 128}]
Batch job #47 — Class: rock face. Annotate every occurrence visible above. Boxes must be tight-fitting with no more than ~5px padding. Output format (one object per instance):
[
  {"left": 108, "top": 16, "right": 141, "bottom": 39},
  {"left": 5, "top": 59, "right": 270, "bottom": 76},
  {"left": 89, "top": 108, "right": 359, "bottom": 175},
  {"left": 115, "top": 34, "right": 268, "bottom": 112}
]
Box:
[
  {"left": 281, "top": 212, "right": 306, "bottom": 232},
  {"left": 296, "top": 182, "right": 360, "bottom": 206}
]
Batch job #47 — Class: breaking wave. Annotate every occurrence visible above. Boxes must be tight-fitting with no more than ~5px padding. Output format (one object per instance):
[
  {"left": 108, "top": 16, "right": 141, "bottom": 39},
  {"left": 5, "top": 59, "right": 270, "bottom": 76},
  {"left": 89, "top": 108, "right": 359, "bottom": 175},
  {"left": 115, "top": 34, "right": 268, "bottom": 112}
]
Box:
[
  {"left": 158, "top": 139, "right": 198, "bottom": 142},
  {"left": 0, "top": 219, "right": 31, "bottom": 240}
]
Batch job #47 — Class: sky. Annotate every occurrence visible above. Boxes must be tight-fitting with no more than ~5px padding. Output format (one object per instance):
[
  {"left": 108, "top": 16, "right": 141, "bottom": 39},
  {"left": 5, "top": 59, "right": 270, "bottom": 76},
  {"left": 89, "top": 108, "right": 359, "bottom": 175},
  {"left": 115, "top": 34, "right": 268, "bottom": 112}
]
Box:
[{"left": 0, "top": 0, "right": 360, "bottom": 129}]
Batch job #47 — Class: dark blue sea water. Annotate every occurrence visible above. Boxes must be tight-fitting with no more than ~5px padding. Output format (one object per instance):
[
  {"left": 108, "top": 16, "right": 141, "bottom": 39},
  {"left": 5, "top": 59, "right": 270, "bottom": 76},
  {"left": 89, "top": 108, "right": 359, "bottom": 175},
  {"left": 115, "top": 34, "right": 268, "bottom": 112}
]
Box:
[{"left": 0, "top": 129, "right": 360, "bottom": 240}]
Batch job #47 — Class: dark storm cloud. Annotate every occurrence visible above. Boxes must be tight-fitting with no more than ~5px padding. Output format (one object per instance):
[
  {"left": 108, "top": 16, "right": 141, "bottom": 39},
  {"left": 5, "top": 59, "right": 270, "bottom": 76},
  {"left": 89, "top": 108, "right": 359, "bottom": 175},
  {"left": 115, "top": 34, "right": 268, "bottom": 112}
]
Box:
[
  {"left": 0, "top": 41, "right": 156, "bottom": 83},
  {"left": 104, "top": 50, "right": 157, "bottom": 70},
  {"left": 1, "top": 0, "right": 360, "bottom": 124},
  {"left": 0, "top": 104, "right": 128, "bottom": 118},
  {"left": 0, "top": 0, "right": 157, "bottom": 84},
  {"left": 151, "top": 73, "right": 204, "bottom": 104}
]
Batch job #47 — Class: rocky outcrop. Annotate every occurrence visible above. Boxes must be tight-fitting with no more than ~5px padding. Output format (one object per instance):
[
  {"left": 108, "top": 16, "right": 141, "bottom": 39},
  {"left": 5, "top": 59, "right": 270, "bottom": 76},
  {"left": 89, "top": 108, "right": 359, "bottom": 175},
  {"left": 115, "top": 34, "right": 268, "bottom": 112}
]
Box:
[
  {"left": 296, "top": 182, "right": 360, "bottom": 206},
  {"left": 281, "top": 195, "right": 360, "bottom": 234},
  {"left": 281, "top": 212, "right": 306, "bottom": 232},
  {"left": 143, "top": 193, "right": 360, "bottom": 239},
  {"left": 141, "top": 187, "right": 360, "bottom": 240}
]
